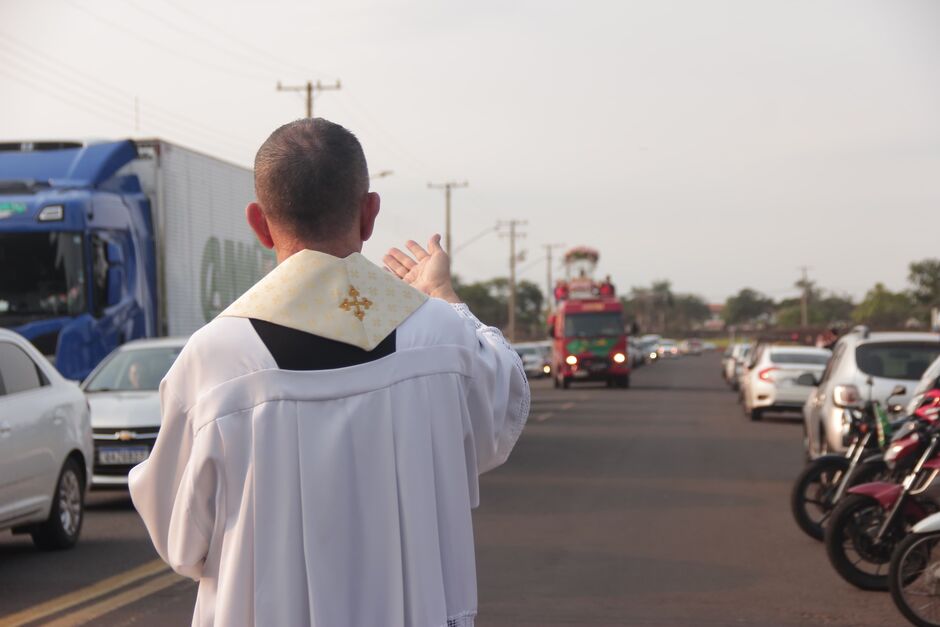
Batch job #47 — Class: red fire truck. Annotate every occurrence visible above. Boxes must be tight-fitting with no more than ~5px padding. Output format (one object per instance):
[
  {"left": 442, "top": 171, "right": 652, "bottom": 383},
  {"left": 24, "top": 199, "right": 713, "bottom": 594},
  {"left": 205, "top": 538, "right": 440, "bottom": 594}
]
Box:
[{"left": 548, "top": 247, "right": 629, "bottom": 389}]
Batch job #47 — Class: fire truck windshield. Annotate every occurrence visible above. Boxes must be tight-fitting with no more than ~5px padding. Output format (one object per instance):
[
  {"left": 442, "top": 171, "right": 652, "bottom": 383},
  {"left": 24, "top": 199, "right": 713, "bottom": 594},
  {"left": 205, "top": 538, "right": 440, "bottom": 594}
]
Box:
[
  {"left": 0, "top": 232, "right": 86, "bottom": 320},
  {"left": 565, "top": 312, "right": 624, "bottom": 338}
]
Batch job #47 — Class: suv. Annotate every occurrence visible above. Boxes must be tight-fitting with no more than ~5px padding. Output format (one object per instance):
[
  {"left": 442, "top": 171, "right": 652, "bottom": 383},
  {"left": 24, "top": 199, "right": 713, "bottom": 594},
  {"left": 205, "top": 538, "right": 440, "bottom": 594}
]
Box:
[
  {"left": 0, "top": 328, "right": 93, "bottom": 549},
  {"left": 802, "top": 328, "right": 940, "bottom": 458}
]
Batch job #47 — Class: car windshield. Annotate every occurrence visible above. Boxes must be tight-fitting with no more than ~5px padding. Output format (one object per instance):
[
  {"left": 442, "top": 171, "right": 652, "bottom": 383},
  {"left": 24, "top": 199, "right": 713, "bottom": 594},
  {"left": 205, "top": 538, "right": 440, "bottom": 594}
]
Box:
[
  {"left": 565, "top": 312, "right": 624, "bottom": 338},
  {"left": 0, "top": 232, "right": 86, "bottom": 319},
  {"left": 855, "top": 342, "right": 940, "bottom": 381},
  {"left": 84, "top": 346, "right": 183, "bottom": 392},
  {"left": 770, "top": 351, "right": 830, "bottom": 366}
]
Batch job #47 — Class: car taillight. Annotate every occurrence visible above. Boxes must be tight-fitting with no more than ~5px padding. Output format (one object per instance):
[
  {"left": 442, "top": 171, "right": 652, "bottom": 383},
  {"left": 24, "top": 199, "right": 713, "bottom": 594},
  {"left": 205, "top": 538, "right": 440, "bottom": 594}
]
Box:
[
  {"left": 758, "top": 367, "right": 777, "bottom": 382},
  {"left": 833, "top": 384, "right": 861, "bottom": 408}
]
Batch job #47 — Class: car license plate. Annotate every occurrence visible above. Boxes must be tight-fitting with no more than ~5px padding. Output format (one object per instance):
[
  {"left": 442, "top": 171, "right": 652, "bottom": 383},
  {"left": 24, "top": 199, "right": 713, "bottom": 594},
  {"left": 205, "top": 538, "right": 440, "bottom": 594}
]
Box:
[{"left": 98, "top": 446, "right": 149, "bottom": 465}]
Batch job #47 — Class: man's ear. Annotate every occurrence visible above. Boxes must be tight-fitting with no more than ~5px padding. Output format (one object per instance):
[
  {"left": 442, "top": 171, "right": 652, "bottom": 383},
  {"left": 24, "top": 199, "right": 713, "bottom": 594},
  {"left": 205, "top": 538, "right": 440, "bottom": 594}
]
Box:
[
  {"left": 246, "top": 202, "right": 275, "bottom": 249},
  {"left": 359, "top": 192, "right": 380, "bottom": 243}
]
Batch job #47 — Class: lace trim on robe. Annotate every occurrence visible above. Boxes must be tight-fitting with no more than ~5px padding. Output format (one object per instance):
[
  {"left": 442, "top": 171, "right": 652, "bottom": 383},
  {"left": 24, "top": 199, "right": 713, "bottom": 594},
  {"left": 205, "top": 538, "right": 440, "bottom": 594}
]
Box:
[{"left": 450, "top": 303, "right": 531, "bottom": 449}]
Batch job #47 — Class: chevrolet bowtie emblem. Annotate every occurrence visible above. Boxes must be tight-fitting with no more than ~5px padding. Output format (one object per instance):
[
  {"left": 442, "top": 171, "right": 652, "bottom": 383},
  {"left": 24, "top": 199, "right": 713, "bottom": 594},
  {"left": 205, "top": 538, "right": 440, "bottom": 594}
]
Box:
[
  {"left": 116, "top": 430, "right": 136, "bottom": 441},
  {"left": 339, "top": 286, "right": 373, "bottom": 321}
]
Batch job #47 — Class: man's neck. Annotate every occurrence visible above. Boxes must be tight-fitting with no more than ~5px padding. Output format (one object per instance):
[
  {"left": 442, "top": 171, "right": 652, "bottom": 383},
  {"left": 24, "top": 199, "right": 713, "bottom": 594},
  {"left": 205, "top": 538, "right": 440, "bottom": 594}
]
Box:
[{"left": 275, "top": 240, "right": 362, "bottom": 264}]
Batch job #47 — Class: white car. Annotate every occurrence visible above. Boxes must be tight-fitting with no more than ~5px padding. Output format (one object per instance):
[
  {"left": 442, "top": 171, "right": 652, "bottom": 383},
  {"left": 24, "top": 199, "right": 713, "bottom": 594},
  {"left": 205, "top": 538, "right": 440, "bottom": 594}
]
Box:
[
  {"left": 514, "top": 342, "right": 551, "bottom": 378},
  {"left": 0, "top": 328, "right": 93, "bottom": 550},
  {"left": 82, "top": 337, "right": 186, "bottom": 487},
  {"left": 802, "top": 328, "right": 940, "bottom": 458},
  {"left": 740, "top": 344, "right": 831, "bottom": 421}
]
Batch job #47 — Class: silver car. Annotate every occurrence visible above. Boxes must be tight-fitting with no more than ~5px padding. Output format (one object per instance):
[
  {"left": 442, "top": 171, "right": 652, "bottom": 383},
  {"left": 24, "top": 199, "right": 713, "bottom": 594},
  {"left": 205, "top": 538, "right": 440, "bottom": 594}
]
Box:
[
  {"left": 740, "top": 344, "right": 831, "bottom": 421},
  {"left": 802, "top": 328, "right": 940, "bottom": 458},
  {"left": 82, "top": 337, "right": 187, "bottom": 487},
  {"left": 0, "top": 328, "right": 93, "bottom": 550},
  {"left": 723, "top": 343, "right": 751, "bottom": 390}
]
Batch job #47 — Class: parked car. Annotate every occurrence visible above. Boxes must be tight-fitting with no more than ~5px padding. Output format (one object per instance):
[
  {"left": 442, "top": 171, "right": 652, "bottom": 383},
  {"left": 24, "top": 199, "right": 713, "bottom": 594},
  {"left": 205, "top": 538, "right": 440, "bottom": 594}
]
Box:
[
  {"left": 740, "top": 344, "right": 831, "bottom": 421},
  {"left": 903, "top": 354, "right": 940, "bottom": 417},
  {"left": 802, "top": 328, "right": 940, "bottom": 458},
  {"left": 82, "top": 337, "right": 187, "bottom": 487},
  {"left": 723, "top": 343, "right": 752, "bottom": 389},
  {"left": 0, "top": 328, "right": 93, "bottom": 550},
  {"left": 514, "top": 342, "right": 551, "bottom": 379}
]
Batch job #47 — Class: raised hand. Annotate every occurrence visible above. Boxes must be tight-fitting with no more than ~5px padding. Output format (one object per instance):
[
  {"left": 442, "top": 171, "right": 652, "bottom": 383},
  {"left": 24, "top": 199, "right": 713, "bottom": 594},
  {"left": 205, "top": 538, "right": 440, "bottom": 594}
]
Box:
[{"left": 383, "top": 234, "right": 460, "bottom": 303}]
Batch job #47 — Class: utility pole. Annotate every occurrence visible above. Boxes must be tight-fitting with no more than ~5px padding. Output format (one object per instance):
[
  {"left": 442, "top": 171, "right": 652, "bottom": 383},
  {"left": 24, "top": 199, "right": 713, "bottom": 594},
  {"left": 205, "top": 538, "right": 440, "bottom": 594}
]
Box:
[
  {"left": 544, "top": 243, "right": 565, "bottom": 314},
  {"left": 427, "top": 181, "right": 468, "bottom": 255},
  {"left": 798, "top": 266, "right": 812, "bottom": 328},
  {"left": 498, "top": 220, "right": 528, "bottom": 342},
  {"left": 276, "top": 79, "right": 342, "bottom": 118}
]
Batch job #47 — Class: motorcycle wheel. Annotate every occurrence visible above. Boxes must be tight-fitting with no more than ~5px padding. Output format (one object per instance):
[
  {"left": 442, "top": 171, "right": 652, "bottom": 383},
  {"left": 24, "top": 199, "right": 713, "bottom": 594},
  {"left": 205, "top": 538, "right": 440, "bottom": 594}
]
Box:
[
  {"left": 890, "top": 531, "right": 940, "bottom": 627},
  {"left": 825, "top": 493, "right": 903, "bottom": 591},
  {"left": 791, "top": 456, "right": 851, "bottom": 541}
]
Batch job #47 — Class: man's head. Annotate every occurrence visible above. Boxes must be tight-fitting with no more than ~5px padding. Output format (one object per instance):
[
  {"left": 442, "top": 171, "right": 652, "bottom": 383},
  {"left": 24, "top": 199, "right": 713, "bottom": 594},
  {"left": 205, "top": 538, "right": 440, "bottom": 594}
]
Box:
[{"left": 247, "top": 118, "right": 380, "bottom": 260}]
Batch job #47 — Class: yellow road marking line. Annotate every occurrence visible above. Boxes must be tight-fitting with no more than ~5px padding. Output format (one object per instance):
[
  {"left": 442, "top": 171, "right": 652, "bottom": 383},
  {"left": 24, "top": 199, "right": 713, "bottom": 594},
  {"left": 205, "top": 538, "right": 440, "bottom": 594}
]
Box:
[
  {"left": 42, "top": 572, "right": 186, "bottom": 627},
  {"left": 0, "top": 559, "right": 168, "bottom": 627}
]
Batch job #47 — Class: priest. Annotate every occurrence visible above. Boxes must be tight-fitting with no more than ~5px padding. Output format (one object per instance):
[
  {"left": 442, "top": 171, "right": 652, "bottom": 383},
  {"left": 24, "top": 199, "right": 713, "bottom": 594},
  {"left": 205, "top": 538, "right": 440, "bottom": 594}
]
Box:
[{"left": 129, "top": 118, "right": 530, "bottom": 627}]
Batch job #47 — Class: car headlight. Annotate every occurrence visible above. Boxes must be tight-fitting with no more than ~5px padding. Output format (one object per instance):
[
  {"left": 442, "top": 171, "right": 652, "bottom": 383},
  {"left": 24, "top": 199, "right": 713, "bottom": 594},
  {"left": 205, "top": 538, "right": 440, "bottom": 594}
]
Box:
[
  {"left": 565, "top": 355, "right": 578, "bottom": 366},
  {"left": 543, "top": 364, "right": 551, "bottom": 374},
  {"left": 613, "top": 352, "right": 626, "bottom": 364}
]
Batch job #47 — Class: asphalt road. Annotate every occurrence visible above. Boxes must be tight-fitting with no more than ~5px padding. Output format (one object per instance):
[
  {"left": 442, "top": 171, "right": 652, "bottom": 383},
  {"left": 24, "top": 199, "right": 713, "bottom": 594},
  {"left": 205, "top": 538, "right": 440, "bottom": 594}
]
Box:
[{"left": 0, "top": 354, "right": 903, "bottom": 626}]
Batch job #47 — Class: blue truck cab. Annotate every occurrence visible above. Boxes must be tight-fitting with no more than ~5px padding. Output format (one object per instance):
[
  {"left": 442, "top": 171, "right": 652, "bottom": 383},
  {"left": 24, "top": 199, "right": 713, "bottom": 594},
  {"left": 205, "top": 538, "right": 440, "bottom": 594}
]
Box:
[
  {"left": 0, "top": 141, "right": 157, "bottom": 381},
  {"left": 1, "top": 139, "right": 264, "bottom": 381}
]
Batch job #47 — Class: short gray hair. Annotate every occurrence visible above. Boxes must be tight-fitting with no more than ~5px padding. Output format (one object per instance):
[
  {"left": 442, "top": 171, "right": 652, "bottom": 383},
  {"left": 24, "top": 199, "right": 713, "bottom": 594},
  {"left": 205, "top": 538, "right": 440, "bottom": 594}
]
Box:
[{"left": 254, "top": 118, "right": 369, "bottom": 241}]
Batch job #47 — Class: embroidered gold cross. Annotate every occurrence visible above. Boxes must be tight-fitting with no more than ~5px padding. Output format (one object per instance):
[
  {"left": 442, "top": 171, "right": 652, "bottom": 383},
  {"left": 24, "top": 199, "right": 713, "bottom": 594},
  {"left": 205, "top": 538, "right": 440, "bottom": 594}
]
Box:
[{"left": 339, "top": 286, "right": 373, "bottom": 320}]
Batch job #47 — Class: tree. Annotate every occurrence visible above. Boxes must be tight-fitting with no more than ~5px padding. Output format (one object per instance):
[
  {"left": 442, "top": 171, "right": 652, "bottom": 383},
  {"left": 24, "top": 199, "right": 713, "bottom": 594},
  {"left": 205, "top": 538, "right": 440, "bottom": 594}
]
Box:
[
  {"left": 724, "top": 288, "right": 774, "bottom": 326},
  {"left": 909, "top": 259, "right": 940, "bottom": 308},
  {"left": 672, "top": 294, "right": 711, "bottom": 331},
  {"left": 852, "top": 283, "right": 915, "bottom": 329},
  {"left": 453, "top": 276, "right": 545, "bottom": 340}
]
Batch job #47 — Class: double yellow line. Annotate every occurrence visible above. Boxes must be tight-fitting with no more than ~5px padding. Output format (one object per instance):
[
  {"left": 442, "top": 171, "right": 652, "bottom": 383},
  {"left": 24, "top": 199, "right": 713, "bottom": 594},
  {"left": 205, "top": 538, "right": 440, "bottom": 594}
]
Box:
[{"left": 0, "top": 560, "right": 187, "bottom": 627}]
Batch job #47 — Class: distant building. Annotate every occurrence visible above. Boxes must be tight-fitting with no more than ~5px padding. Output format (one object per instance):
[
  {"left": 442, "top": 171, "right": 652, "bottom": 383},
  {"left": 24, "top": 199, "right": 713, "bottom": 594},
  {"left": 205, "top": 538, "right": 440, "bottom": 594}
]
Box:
[{"left": 704, "top": 303, "right": 725, "bottom": 331}]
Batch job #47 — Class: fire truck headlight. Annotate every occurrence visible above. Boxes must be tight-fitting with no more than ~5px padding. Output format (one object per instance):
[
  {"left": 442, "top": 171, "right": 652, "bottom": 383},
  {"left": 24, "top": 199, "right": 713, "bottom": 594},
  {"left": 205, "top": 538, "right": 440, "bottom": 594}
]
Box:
[
  {"left": 613, "top": 352, "right": 626, "bottom": 364},
  {"left": 565, "top": 355, "right": 578, "bottom": 366}
]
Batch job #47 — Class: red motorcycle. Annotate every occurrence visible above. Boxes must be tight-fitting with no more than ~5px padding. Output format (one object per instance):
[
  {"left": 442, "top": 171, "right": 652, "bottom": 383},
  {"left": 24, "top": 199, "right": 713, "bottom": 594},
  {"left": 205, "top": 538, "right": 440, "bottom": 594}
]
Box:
[{"left": 825, "top": 387, "right": 940, "bottom": 591}]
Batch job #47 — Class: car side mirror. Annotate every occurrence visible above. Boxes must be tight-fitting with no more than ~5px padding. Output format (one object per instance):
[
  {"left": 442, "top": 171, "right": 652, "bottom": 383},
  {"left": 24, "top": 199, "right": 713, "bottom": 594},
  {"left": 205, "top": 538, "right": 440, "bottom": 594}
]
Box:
[
  {"left": 889, "top": 384, "right": 907, "bottom": 400},
  {"left": 796, "top": 373, "right": 818, "bottom": 387}
]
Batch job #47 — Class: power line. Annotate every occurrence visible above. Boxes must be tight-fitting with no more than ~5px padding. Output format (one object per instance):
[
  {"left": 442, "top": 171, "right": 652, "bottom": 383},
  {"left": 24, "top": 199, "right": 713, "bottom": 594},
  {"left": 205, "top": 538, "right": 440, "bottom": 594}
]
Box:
[
  {"left": 0, "top": 36, "right": 257, "bottom": 154},
  {"left": 157, "top": 0, "right": 322, "bottom": 78},
  {"left": 63, "top": 0, "right": 271, "bottom": 82},
  {"left": 453, "top": 224, "right": 497, "bottom": 255}
]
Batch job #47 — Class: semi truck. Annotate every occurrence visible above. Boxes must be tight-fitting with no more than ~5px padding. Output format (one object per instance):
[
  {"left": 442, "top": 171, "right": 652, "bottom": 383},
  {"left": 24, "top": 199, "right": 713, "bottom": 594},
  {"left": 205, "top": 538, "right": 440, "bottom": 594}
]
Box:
[{"left": 0, "top": 139, "right": 274, "bottom": 380}]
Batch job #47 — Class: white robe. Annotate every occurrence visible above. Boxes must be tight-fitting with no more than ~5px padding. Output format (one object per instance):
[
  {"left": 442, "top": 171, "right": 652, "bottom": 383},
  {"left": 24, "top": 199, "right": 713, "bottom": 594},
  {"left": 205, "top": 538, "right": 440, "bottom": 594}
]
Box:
[{"left": 129, "top": 251, "right": 530, "bottom": 627}]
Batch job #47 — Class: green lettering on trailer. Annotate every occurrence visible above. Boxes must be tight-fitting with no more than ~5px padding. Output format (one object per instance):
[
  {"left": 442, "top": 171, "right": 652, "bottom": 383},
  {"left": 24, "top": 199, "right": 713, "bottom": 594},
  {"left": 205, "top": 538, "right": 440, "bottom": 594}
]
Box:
[{"left": 200, "top": 236, "right": 276, "bottom": 321}]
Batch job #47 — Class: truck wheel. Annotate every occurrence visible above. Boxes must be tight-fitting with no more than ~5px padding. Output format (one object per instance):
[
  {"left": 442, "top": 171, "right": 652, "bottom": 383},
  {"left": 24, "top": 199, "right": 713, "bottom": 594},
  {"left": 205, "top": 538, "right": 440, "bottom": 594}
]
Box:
[
  {"left": 618, "top": 376, "right": 630, "bottom": 389},
  {"left": 562, "top": 377, "right": 571, "bottom": 389},
  {"left": 749, "top": 408, "right": 763, "bottom": 422},
  {"left": 31, "top": 457, "right": 85, "bottom": 551}
]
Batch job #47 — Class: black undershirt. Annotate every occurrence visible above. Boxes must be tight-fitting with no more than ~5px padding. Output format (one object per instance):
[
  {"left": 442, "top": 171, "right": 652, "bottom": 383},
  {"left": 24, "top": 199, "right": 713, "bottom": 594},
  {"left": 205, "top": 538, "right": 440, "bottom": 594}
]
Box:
[{"left": 249, "top": 318, "right": 396, "bottom": 371}]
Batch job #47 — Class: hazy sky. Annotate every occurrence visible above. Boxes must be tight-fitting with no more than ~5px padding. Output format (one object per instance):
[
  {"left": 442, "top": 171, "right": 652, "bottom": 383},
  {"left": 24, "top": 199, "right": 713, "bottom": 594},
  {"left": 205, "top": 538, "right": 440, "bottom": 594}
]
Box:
[{"left": 2, "top": 0, "right": 938, "bottom": 304}]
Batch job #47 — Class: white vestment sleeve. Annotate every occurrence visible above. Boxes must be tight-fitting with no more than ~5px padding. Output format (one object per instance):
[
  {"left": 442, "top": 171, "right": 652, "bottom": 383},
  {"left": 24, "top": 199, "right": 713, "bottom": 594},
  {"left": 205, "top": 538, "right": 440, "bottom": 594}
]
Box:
[
  {"left": 129, "top": 381, "right": 221, "bottom": 581},
  {"left": 451, "top": 303, "right": 530, "bottom": 475}
]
